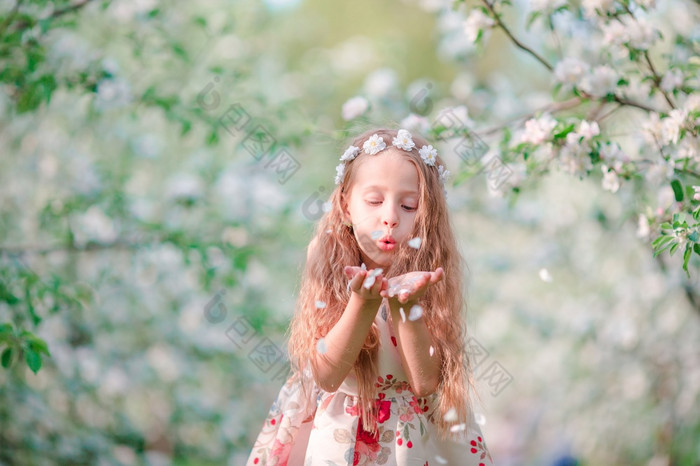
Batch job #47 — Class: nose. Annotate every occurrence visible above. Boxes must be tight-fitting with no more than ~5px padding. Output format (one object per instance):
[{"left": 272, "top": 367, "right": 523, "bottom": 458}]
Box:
[{"left": 382, "top": 203, "right": 399, "bottom": 229}]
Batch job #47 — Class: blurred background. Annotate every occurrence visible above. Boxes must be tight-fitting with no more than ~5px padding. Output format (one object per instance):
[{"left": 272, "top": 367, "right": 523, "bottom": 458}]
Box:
[{"left": 1, "top": 0, "right": 699, "bottom": 464}]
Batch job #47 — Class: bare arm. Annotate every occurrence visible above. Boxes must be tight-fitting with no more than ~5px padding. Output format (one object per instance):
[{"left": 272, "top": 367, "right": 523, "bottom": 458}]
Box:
[
  {"left": 386, "top": 300, "right": 442, "bottom": 397},
  {"left": 381, "top": 268, "right": 445, "bottom": 397},
  {"left": 311, "top": 267, "right": 387, "bottom": 392}
]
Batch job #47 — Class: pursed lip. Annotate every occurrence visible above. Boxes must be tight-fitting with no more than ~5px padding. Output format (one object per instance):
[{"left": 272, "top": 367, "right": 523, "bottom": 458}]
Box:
[{"left": 377, "top": 235, "right": 396, "bottom": 251}]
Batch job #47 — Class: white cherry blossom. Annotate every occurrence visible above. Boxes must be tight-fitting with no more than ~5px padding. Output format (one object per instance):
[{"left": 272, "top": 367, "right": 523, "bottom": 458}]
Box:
[{"left": 341, "top": 96, "right": 369, "bottom": 120}]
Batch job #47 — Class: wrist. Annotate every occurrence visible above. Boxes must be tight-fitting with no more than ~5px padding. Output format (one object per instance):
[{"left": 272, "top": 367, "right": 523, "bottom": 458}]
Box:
[
  {"left": 389, "top": 298, "right": 423, "bottom": 321},
  {"left": 349, "top": 292, "right": 382, "bottom": 312}
]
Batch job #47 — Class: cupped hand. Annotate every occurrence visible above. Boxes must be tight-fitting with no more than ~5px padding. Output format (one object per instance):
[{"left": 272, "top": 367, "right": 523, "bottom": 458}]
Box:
[
  {"left": 380, "top": 267, "right": 444, "bottom": 306},
  {"left": 344, "top": 265, "right": 388, "bottom": 304}
]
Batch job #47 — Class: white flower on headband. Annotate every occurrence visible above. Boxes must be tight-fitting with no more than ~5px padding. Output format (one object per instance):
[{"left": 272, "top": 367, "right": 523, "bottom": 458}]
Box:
[
  {"left": 392, "top": 129, "right": 415, "bottom": 151},
  {"left": 334, "top": 163, "right": 346, "bottom": 185},
  {"left": 334, "top": 130, "right": 449, "bottom": 198},
  {"left": 363, "top": 134, "right": 386, "bottom": 155},
  {"left": 340, "top": 145, "right": 360, "bottom": 162},
  {"left": 419, "top": 145, "right": 438, "bottom": 166}
]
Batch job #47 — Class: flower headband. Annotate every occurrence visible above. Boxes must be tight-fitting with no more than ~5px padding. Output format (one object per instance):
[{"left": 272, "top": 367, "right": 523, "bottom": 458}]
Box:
[{"left": 334, "top": 129, "right": 450, "bottom": 196}]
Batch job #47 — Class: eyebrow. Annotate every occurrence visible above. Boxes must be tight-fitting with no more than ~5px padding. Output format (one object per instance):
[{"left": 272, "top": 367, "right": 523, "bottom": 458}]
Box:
[{"left": 361, "top": 185, "right": 418, "bottom": 196}]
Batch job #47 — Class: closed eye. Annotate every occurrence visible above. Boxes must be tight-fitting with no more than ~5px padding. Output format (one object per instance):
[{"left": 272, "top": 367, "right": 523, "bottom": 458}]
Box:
[{"left": 366, "top": 200, "right": 416, "bottom": 211}]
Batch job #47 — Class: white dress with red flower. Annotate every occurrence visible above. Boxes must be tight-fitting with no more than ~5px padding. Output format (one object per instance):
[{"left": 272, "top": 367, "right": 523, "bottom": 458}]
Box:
[{"left": 246, "top": 298, "right": 494, "bottom": 466}]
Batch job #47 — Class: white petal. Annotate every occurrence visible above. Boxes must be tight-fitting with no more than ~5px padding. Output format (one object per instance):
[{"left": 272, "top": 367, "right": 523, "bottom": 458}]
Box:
[
  {"left": 474, "top": 412, "right": 486, "bottom": 426},
  {"left": 361, "top": 263, "right": 367, "bottom": 270},
  {"left": 363, "top": 275, "right": 376, "bottom": 289},
  {"left": 435, "top": 455, "right": 448, "bottom": 464},
  {"left": 408, "top": 304, "right": 423, "bottom": 321},
  {"left": 429, "top": 346, "right": 435, "bottom": 357},
  {"left": 443, "top": 407, "right": 458, "bottom": 422},
  {"left": 316, "top": 338, "right": 327, "bottom": 354},
  {"left": 539, "top": 268, "right": 553, "bottom": 282},
  {"left": 399, "top": 307, "right": 406, "bottom": 323},
  {"left": 408, "top": 237, "right": 422, "bottom": 249},
  {"left": 322, "top": 202, "right": 332, "bottom": 213},
  {"left": 315, "top": 300, "right": 326, "bottom": 309},
  {"left": 371, "top": 230, "right": 383, "bottom": 240},
  {"left": 450, "top": 423, "right": 467, "bottom": 433}
]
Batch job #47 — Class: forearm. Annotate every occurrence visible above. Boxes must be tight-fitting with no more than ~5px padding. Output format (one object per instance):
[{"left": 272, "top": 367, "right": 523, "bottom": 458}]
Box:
[
  {"left": 312, "top": 293, "right": 381, "bottom": 392},
  {"left": 388, "top": 302, "right": 442, "bottom": 397}
]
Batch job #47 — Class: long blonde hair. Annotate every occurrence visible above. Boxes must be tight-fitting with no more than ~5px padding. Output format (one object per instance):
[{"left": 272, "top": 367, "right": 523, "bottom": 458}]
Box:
[{"left": 287, "top": 128, "right": 476, "bottom": 439}]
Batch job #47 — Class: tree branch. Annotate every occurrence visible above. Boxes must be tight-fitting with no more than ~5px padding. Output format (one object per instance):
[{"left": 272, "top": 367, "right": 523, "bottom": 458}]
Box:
[
  {"left": 481, "top": 0, "right": 554, "bottom": 71},
  {"left": 0, "top": 0, "right": 23, "bottom": 38},
  {"left": 643, "top": 51, "right": 677, "bottom": 109},
  {"left": 50, "top": 0, "right": 96, "bottom": 19},
  {"left": 675, "top": 168, "right": 700, "bottom": 180},
  {"left": 478, "top": 2, "right": 660, "bottom": 116},
  {"left": 611, "top": 95, "right": 660, "bottom": 113},
  {"left": 10, "top": 0, "right": 97, "bottom": 32},
  {"left": 619, "top": 3, "right": 677, "bottom": 110},
  {"left": 479, "top": 97, "right": 583, "bottom": 137}
]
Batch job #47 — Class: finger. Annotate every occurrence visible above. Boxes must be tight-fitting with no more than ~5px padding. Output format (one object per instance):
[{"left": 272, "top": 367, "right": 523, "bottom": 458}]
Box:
[
  {"left": 413, "top": 272, "right": 431, "bottom": 290},
  {"left": 350, "top": 270, "right": 366, "bottom": 290},
  {"left": 345, "top": 266, "right": 362, "bottom": 279},
  {"left": 430, "top": 268, "right": 444, "bottom": 284},
  {"left": 370, "top": 274, "right": 384, "bottom": 295},
  {"left": 379, "top": 278, "right": 389, "bottom": 297}
]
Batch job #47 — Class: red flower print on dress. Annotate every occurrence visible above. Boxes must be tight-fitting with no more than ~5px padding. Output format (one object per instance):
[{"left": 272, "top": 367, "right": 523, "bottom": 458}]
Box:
[
  {"left": 469, "top": 435, "right": 493, "bottom": 465},
  {"left": 376, "top": 399, "right": 391, "bottom": 424},
  {"left": 375, "top": 374, "right": 412, "bottom": 394},
  {"left": 409, "top": 396, "right": 423, "bottom": 415},
  {"left": 353, "top": 415, "right": 392, "bottom": 465},
  {"left": 345, "top": 403, "right": 360, "bottom": 416}
]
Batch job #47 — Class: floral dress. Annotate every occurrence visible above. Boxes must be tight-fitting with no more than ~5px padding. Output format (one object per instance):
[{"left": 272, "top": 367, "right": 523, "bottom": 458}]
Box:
[{"left": 246, "top": 298, "right": 494, "bottom": 465}]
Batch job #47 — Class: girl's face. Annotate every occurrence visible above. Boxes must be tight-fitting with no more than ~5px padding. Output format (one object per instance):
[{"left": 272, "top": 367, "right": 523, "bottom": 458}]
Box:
[{"left": 342, "top": 148, "right": 420, "bottom": 269}]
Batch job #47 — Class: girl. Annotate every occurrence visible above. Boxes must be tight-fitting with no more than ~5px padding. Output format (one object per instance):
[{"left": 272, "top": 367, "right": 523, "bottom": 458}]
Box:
[{"left": 247, "top": 128, "right": 493, "bottom": 465}]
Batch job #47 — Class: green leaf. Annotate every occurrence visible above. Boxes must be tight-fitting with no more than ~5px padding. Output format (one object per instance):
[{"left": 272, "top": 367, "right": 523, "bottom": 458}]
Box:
[
  {"left": 653, "top": 242, "right": 673, "bottom": 257},
  {"left": 651, "top": 235, "right": 674, "bottom": 247},
  {"left": 172, "top": 42, "right": 188, "bottom": 61},
  {"left": 25, "top": 348, "right": 42, "bottom": 374},
  {"left": 26, "top": 336, "right": 51, "bottom": 357},
  {"left": 671, "top": 179, "right": 684, "bottom": 202},
  {"left": 1, "top": 347, "right": 13, "bottom": 368},
  {"left": 526, "top": 11, "right": 541, "bottom": 30},
  {"left": 206, "top": 130, "right": 219, "bottom": 146},
  {"left": 553, "top": 124, "right": 575, "bottom": 140},
  {"left": 180, "top": 119, "right": 192, "bottom": 136},
  {"left": 659, "top": 222, "right": 673, "bottom": 230},
  {"left": 694, "top": 243, "right": 700, "bottom": 256},
  {"left": 683, "top": 245, "right": 692, "bottom": 273},
  {"left": 669, "top": 242, "right": 679, "bottom": 256}
]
